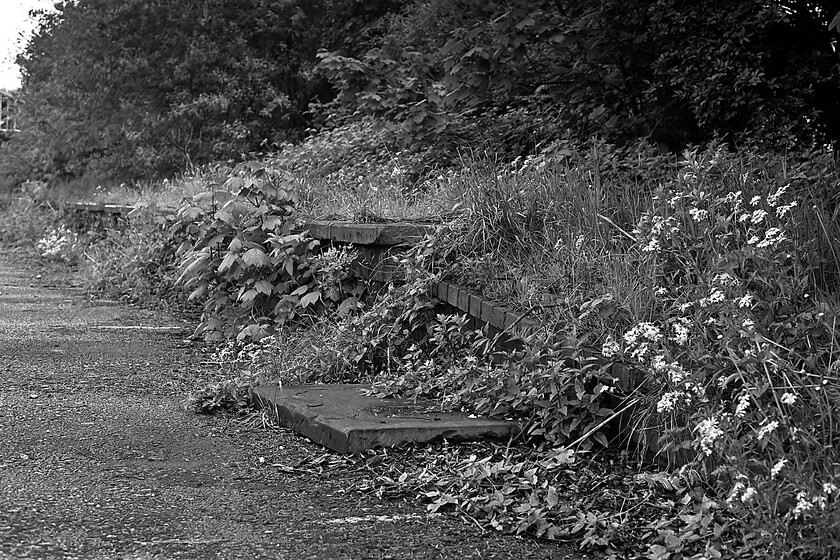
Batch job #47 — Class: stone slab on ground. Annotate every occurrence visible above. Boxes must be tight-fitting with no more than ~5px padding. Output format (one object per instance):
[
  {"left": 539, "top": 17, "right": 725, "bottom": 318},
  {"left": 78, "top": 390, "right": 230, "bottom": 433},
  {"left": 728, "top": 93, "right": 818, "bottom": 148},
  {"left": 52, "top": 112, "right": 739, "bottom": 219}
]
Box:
[{"left": 251, "top": 384, "right": 520, "bottom": 454}]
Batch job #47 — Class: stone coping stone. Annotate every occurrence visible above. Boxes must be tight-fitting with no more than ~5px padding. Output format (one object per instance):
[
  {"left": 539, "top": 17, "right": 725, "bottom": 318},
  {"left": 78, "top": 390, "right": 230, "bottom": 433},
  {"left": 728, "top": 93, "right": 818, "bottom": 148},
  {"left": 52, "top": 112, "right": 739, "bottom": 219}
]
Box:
[
  {"left": 302, "top": 221, "right": 440, "bottom": 246},
  {"left": 251, "top": 384, "right": 519, "bottom": 454}
]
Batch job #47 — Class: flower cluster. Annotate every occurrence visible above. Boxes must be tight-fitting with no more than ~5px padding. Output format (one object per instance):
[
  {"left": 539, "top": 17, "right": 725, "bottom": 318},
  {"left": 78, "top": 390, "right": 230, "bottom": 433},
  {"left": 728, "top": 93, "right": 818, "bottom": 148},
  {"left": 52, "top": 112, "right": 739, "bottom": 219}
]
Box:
[{"left": 37, "top": 226, "right": 72, "bottom": 258}]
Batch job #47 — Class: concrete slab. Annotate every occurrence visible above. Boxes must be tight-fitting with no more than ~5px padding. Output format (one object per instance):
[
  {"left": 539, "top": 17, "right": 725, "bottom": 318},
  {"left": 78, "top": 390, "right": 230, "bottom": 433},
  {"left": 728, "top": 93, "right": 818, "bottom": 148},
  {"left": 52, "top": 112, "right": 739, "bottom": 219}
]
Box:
[{"left": 251, "top": 384, "right": 520, "bottom": 454}]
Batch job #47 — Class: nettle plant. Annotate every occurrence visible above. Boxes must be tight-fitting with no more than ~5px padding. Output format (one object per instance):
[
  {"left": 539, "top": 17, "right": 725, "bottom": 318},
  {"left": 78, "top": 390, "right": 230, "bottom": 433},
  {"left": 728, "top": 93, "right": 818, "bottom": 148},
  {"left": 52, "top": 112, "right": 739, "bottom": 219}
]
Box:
[
  {"left": 607, "top": 146, "right": 840, "bottom": 550},
  {"left": 172, "top": 161, "right": 364, "bottom": 342}
]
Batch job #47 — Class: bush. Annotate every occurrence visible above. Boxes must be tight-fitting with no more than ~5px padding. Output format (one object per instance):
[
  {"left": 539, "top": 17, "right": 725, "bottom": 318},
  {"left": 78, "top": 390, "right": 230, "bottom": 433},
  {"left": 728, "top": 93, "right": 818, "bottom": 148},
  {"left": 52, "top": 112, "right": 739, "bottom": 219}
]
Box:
[{"left": 171, "top": 160, "right": 365, "bottom": 341}]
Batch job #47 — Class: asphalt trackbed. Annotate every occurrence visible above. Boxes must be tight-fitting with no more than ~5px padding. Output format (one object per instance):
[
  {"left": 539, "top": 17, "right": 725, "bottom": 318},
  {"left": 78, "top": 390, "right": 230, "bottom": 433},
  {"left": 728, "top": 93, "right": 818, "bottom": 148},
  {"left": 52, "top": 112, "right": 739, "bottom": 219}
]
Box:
[{"left": 0, "top": 248, "right": 583, "bottom": 560}]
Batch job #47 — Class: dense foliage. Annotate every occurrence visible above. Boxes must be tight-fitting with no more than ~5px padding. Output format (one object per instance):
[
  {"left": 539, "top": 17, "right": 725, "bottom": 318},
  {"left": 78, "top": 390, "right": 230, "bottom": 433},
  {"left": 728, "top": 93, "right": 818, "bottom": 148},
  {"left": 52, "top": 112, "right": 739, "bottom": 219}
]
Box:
[
  {"left": 1, "top": 0, "right": 838, "bottom": 189},
  {"left": 0, "top": 0, "right": 384, "bottom": 184},
  {"left": 317, "top": 0, "right": 840, "bottom": 158},
  {"left": 2, "top": 1, "right": 840, "bottom": 557}
]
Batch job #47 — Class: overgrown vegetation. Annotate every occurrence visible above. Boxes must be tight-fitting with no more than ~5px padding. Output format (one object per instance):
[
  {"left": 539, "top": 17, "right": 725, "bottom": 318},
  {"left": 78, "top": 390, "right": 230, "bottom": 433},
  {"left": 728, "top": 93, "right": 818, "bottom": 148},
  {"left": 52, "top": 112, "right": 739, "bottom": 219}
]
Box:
[{"left": 1, "top": 0, "right": 840, "bottom": 558}]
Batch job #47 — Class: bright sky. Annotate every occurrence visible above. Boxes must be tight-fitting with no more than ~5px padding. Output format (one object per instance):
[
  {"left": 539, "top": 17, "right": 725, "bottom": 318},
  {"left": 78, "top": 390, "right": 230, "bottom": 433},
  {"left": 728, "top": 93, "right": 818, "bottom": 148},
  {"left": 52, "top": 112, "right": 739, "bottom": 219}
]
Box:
[{"left": 0, "top": 0, "right": 56, "bottom": 91}]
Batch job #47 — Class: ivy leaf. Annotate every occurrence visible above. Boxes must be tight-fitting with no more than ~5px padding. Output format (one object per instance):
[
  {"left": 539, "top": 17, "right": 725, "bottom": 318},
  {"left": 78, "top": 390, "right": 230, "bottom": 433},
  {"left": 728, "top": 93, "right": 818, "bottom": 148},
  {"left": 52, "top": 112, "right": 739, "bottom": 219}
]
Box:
[{"left": 241, "top": 247, "right": 268, "bottom": 268}]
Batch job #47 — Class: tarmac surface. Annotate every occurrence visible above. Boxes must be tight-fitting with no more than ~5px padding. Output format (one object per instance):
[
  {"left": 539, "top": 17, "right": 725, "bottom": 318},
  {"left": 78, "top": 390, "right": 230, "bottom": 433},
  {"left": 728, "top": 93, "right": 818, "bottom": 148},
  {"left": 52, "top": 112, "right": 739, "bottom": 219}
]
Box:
[{"left": 0, "top": 248, "right": 583, "bottom": 559}]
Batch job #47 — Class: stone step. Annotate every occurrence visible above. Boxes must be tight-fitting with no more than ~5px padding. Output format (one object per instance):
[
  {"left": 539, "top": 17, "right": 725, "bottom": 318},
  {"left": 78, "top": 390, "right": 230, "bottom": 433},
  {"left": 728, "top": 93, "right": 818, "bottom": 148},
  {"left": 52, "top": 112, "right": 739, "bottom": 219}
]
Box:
[{"left": 251, "top": 384, "right": 519, "bottom": 454}]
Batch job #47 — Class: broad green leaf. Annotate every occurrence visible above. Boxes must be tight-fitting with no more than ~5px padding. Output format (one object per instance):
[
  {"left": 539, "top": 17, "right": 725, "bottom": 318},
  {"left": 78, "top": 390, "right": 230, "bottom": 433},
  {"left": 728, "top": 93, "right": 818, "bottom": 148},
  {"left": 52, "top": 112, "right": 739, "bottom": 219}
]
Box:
[
  {"left": 239, "top": 289, "right": 258, "bottom": 303},
  {"left": 177, "top": 254, "right": 208, "bottom": 284},
  {"left": 299, "top": 290, "right": 320, "bottom": 308},
  {"left": 236, "top": 323, "right": 265, "bottom": 342},
  {"left": 254, "top": 280, "right": 274, "bottom": 295},
  {"left": 218, "top": 251, "right": 238, "bottom": 273},
  {"left": 177, "top": 206, "right": 204, "bottom": 221},
  {"left": 241, "top": 247, "right": 268, "bottom": 268},
  {"left": 291, "top": 285, "right": 309, "bottom": 296},
  {"left": 212, "top": 190, "right": 233, "bottom": 204},
  {"left": 192, "top": 192, "right": 214, "bottom": 205},
  {"left": 175, "top": 239, "right": 192, "bottom": 257},
  {"left": 262, "top": 215, "right": 286, "bottom": 231}
]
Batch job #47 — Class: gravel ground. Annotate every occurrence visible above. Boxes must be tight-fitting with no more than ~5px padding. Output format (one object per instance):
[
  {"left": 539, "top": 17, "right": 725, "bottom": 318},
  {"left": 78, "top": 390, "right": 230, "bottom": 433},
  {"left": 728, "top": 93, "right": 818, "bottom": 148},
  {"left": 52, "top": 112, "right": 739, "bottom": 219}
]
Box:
[{"left": 0, "top": 248, "right": 588, "bottom": 560}]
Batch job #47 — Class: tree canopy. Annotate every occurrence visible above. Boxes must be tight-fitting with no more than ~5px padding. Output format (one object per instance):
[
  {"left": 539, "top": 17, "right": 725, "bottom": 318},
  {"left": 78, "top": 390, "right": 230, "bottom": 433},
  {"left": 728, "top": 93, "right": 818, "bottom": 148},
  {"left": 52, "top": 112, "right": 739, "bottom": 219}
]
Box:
[{"left": 1, "top": 0, "right": 838, "bottom": 186}]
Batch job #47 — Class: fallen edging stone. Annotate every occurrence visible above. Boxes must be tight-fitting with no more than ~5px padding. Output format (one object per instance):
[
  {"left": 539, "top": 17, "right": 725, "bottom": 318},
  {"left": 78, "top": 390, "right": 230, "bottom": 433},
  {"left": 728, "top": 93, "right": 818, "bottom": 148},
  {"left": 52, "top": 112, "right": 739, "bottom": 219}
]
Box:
[{"left": 250, "top": 383, "right": 520, "bottom": 453}]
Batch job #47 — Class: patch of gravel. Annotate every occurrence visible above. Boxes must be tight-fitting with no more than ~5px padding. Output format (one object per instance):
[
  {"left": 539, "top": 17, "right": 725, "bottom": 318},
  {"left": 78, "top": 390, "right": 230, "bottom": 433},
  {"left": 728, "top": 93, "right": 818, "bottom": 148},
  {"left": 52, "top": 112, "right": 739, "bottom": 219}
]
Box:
[{"left": 0, "top": 248, "right": 588, "bottom": 559}]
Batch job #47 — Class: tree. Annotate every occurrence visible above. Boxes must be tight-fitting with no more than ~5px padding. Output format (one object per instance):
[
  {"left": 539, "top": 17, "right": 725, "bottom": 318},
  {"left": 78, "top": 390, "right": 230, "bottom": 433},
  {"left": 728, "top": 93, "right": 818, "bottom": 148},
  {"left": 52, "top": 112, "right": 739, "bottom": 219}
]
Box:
[
  {"left": 317, "top": 0, "right": 840, "bottom": 154},
  {"left": 3, "top": 0, "right": 338, "bottom": 183}
]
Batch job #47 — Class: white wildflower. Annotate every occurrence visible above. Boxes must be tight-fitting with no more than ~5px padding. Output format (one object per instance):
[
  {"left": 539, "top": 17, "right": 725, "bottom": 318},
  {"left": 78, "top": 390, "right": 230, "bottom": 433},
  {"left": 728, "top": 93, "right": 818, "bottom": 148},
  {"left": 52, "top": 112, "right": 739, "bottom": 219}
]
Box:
[
  {"left": 672, "top": 322, "right": 689, "bottom": 345},
  {"left": 750, "top": 195, "right": 762, "bottom": 206},
  {"left": 723, "top": 190, "right": 743, "bottom": 205},
  {"left": 728, "top": 481, "right": 746, "bottom": 505},
  {"left": 601, "top": 336, "right": 620, "bottom": 358},
  {"left": 651, "top": 355, "right": 668, "bottom": 373},
  {"left": 823, "top": 482, "right": 838, "bottom": 495},
  {"left": 657, "top": 391, "right": 686, "bottom": 414},
  {"left": 685, "top": 382, "right": 705, "bottom": 398},
  {"left": 736, "top": 294, "right": 754, "bottom": 308},
  {"left": 695, "top": 417, "right": 723, "bottom": 456},
  {"left": 757, "top": 228, "right": 786, "bottom": 249},
  {"left": 741, "top": 486, "right": 757, "bottom": 503},
  {"left": 708, "top": 288, "right": 725, "bottom": 304},
  {"left": 642, "top": 238, "right": 661, "bottom": 252},
  {"left": 776, "top": 200, "right": 798, "bottom": 218},
  {"left": 735, "top": 393, "right": 751, "bottom": 418},
  {"left": 689, "top": 207, "right": 709, "bottom": 221},
  {"left": 766, "top": 184, "right": 789, "bottom": 207},
  {"left": 742, "top": 318, "right": 755, "bottom": 329},
  {"left": 624, "top": 322, "right": 662, "bottom": 345},
  {"left": 712, "top": 273, "right": 739, "bottom": 287},
  {"left": 669, "top": 364, "right": 687, "bottom": 385},
  {"left": 651, "top": 216, "right": 667, "bottom": 235},
  {"left": 792, "top": 491, "right": 814, "bottom": 518},
  {"left": 771, "top": 459, "right": 787, "bottom": 478},
  {"left": 750, "top": 209, "right": 768, "bottom": 224},
  {"left": 780, "top": 392, "right": 797, "bottom": 405},
  {"left": 630, "top": 343, "right": 651, "bottom": 361},
  {"left": 756, "top": 419, "right": 779, "bottom": 441}
]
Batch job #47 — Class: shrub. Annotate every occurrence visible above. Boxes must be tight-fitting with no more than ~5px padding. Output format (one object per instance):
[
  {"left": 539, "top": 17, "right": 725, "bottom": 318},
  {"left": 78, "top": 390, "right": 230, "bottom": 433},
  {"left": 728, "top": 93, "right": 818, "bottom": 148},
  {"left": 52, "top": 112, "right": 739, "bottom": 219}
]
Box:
[{"left": 172, "top": 160, "right": 365, "bottom": 341}]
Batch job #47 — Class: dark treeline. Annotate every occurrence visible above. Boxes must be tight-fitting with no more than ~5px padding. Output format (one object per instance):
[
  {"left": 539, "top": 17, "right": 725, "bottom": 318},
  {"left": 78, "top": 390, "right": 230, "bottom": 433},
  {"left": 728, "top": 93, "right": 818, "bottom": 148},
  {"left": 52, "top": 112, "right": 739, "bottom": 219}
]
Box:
[{"left": 1, "top": 0, "right": 838, "bottom": 187}]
